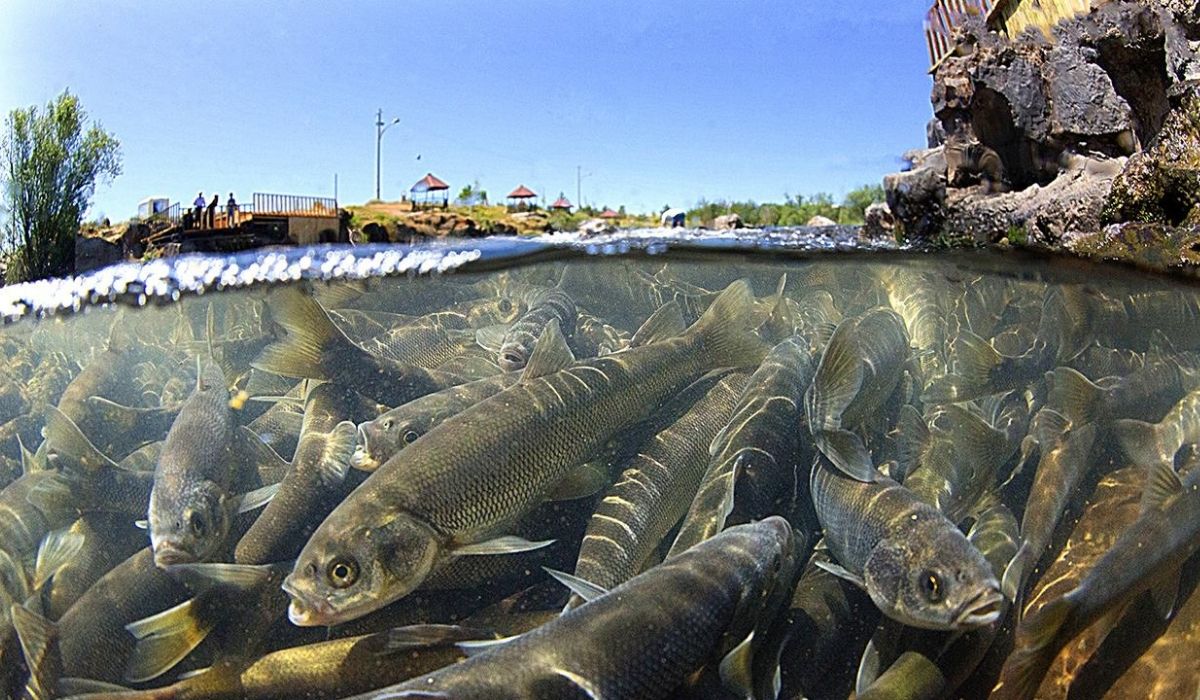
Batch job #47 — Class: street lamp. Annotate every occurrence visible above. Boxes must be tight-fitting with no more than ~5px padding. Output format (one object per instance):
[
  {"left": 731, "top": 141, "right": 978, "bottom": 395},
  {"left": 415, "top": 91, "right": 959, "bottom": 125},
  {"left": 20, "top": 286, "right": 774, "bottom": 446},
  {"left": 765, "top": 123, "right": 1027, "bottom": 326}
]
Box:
[
  {"left": 576, "top": 165, "right": 593, "bottom": 209},
  {"left": 375, "top": 109, "right": 400, "bottom": 201}
]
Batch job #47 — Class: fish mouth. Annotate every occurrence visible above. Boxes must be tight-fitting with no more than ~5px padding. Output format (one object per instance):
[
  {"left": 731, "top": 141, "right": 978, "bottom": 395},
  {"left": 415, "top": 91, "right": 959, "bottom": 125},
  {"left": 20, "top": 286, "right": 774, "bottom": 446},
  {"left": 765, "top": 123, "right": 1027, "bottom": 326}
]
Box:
[
  {"left": 954, "top": 586, "right": 1005, "bottom": 628},
  {"left": 152, "top": 542, "right": 195, "bottom": 569},
  {"left": 282, "top": 576, "right": 337, "bottom": 627},
  {"left": 351, "top": 427, "right": 377, "bottom": 470},
  {"left": 498, "top": 347, "right": 526, "bottom": 371}
]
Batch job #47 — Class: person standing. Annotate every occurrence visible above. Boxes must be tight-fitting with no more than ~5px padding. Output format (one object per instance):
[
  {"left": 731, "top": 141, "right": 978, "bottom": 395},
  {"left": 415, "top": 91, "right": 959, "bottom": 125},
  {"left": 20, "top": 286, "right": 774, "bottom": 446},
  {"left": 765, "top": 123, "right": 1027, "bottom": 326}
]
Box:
[
  {"left": 226, "top": 192, "right": 238, "bottom": 228},
  {"left": 193, "top": 191, "right": 206, "bottom": 228},
  {"left": 206, "top": 193, "right": 219, "bottom": 229}
]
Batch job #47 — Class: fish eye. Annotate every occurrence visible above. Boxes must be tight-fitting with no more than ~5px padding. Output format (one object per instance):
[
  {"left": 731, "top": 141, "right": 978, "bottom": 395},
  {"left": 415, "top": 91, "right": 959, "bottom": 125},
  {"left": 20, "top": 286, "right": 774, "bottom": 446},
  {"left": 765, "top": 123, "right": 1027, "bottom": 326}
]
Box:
[
  {"left": 498, "top": 298, "right": 512, "bottom": 313},
  {"left": 919, "top": 569, "right": 944, "bottom": 603},
  {"left": 402, "top": 430, "right": 420, "bottom": 445},
  {"left": 327, "top": 557, "right": 359, "bottom": 588},
  {"left": 188, "top": 511, "right": 207, "bottom": 537}
]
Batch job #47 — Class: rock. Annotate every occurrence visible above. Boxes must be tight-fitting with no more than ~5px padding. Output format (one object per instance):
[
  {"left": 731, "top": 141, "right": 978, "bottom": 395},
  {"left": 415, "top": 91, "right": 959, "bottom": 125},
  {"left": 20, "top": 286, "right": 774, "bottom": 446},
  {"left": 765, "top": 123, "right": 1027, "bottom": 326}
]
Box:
[
  {"left": 806, "top": 215, "right": 837, "bottom": 227},
  {"left": 861, "top": 203, "right": 895, "bottom": 240},
  {"left": 713, "top": 213, "right": 743, "bottom": 230},
  {"left": 884, "top": 165, "right": 947, "bottom": 243},
  {"left": 577, "top": 218, "right": 615, "bottom": 237},
  {"left": 1103, "top": 87, "right": 1200, "bottom": 225},
  {"left": 75, "top": 235, "right": 124, "bottom": 274}
]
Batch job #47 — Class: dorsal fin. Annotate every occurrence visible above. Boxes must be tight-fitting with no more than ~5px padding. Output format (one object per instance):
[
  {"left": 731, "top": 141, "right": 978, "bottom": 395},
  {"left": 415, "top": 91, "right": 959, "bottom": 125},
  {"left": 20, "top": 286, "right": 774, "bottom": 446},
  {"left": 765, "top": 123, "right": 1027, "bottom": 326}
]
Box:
[
  {"left": 521, "top": 321, "right": 574, "bottom": 380},
  {"left": 630, "top": 302, "right": 686, "bottom": 348},
  {"left": 1140, "top": 460, "right": 1183, "bottom": 514}
]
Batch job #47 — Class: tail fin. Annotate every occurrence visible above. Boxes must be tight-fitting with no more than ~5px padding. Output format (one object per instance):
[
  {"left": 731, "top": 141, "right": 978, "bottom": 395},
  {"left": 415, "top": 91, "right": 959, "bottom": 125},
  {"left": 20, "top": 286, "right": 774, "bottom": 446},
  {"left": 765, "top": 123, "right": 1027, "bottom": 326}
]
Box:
[
  {"left": 922, "top": 330, "right": 1000, "bottom": 404},
  {"left": 686, "top": 280, "right": 769, "bottom": 370},
  {"left": 1114, "top": 418, "right": 1173, "bottom": 468},
  {"left": 11, "top": 602, "right": 60, "bottom": 700},
  {"left": 123, "top": 598, "right": 213, "bottom": 683},
  {"left": 1047, "top": 367, "right": 1104, "bottom": 426},
  {"left": 993, "top": 595, "right": 1074, "bottom": 700},
  {"left": 251, "top": 288, "right": 357, "bottom": 381},
  {"left": 42, "top": 405, "right": 120, "bottom": 473}
]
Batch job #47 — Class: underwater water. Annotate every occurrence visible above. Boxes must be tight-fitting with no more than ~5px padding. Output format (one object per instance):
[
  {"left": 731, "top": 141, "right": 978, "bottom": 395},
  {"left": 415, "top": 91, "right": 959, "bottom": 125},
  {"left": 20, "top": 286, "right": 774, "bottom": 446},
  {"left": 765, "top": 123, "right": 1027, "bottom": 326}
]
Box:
[{"left": 0, "top": 237, "right": 1197, "bottom": 700}]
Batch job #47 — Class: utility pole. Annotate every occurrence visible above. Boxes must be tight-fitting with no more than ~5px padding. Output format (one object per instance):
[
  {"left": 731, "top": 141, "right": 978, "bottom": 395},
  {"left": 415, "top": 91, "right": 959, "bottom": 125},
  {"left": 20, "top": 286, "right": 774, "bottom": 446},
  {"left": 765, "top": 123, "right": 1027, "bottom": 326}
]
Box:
[
  {"left": 375, "top": 109, "right": 400, "bottom": 201},
  {"left": 576, "top": 166, "right": 592, "bottom": 209}
]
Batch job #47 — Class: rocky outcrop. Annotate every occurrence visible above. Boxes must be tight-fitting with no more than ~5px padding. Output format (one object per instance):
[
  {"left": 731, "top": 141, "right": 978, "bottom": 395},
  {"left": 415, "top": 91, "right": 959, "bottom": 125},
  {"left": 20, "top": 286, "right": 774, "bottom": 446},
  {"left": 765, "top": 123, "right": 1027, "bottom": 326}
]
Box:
[
  {"left": 577, "top": 218, "right": 617, "bottom": 237},
  {"left": 885, "top": 0, "right": 1200, "bottom": 246},
  {"left": 806, "top": 215, "right": 838, "bottom": 227},
  {"left": 713, "top": 213, "right": 743, "bottom": 230},
  {"left": 861, "top": 202, "right": 896, "bottom": 240},
  {"left": 75, "top": 235, "right": 124, "bottom": 274}
]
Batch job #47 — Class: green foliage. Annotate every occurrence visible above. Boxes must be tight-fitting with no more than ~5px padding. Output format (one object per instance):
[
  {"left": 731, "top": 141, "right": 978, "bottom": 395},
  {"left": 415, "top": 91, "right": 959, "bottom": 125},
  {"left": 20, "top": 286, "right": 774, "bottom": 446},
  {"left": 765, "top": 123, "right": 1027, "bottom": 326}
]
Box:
[
  {"left": 1005, "top": 224, "right": 1029, "bottom": 246},
  {"left": 687, "top": 184, "right": 884, "bottom": 228},
  {"left": 1, "top": 91, "right": 121, "bottom": 283},
  {"left": 455, "top": 181, "right": 488, "bottom": 206}
]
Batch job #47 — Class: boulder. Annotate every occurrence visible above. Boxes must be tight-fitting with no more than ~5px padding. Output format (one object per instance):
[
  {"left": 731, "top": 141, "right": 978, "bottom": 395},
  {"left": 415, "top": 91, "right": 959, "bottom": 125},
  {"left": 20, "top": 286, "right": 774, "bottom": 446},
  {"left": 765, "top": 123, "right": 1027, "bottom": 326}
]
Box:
[
  {"left": 884, "top": 165, "right": 947, "bottom": 243},
  {"left": 714, "top": 213, "right": 743, "bottom": 230},
  {"left": 1103, "top": 87, "right": 1200, "bottom": 225},
  {"left": 806, "top": 215, "right": 837, "bottom": 227},
  {"left": 861, "top": 202, "right": 896, "bottom": 240},
  {"left": 577, "top": 218, "right": 615, "bottom": 238},
  {"left": 75, "top": 235, "right": 124, "bottom": 274}
]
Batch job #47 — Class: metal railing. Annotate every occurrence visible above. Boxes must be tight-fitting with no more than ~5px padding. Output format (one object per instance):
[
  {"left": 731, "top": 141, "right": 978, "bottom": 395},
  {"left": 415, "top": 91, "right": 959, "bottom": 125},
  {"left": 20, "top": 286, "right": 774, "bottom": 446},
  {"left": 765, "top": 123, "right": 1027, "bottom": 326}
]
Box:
[
  {"left": 925, "top": 0, "right": 995, "bottom": 70},
  {"left": 252, "top": 193, "right": 338, "bottom": 216}
]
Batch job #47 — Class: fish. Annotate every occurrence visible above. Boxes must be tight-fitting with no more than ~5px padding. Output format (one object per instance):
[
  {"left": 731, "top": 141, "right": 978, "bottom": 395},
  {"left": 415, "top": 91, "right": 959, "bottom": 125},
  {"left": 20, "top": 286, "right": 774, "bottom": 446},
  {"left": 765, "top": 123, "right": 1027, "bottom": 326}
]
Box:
[
  {"left": 992, "top": 459, "right": 1200, "bottom": 700},
  {"left": 251, "top": 287, "right": 466, "bottom": 406},
  {"left": 1001, "top": 410, "right": 1098, "bottom": 604},
  {"left": 1115, "top": 385, "right": 1200, "bottom": 470},
  {"left": 283, "top": 281, "right": 767, "bottom": 626},
  {"left": 670, "top": 336, "right": 815, "bottom": 556},
  {"left": 805, "top": 308, "right": 910, "bottom": 481},
  {"left": 147, "top": 359, "right": 276, "bottom": 568},
  {"left": 344, "top": 517, "right": 800, "bottom": 700},
  {"left": 482, "top": 286, "right": 578, "bottom": 371},
  {"left": 234, "top": 382, "right": 367, "bottom": 565},
  {"left": 567, "top": 371, "right": 746, "bottom": 607},
  {"left": 1049, "top": 361, "right": 1200, "bottom": 426},
  {"left": 356, "top": 314, "right": 480, "bottom": 369},
  {"left": 809, "top": 458, "right": 1004, "bottom": 631}
]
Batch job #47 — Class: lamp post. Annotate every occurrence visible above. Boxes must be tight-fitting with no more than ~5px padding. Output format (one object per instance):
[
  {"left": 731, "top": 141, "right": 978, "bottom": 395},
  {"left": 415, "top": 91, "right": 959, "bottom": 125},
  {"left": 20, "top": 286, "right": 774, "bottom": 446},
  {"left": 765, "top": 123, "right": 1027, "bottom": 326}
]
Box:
[
  {"left": 375, "top": 109, "right": 400, "bottom": 201},
  {"left": 576, "top": 165, "right": 592, "bottom": 209}
]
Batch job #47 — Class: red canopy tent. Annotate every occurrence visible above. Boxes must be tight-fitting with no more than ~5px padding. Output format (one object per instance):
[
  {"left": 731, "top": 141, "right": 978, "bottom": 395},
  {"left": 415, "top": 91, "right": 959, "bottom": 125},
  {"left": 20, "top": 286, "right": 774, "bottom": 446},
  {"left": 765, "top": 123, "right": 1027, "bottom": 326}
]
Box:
[
  {"left": 599, "top": 208, "right": 620, "bottom": 219},
  {"left": 410, "top": 173, "right": 450, "bottom": 208},
  {"left": 507, "top": 185, "right": 538, "bottom": 210},
  {"left": 550, "top": 195, "right": 573, "bottom": 211}
]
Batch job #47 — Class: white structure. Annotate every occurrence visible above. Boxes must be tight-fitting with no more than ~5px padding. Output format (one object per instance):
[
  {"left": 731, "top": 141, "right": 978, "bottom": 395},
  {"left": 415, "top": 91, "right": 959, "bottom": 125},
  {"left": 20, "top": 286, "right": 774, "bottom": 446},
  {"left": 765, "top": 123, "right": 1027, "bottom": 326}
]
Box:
[{"left": 137, "top": 196, "right": 170, "bottom": 220}]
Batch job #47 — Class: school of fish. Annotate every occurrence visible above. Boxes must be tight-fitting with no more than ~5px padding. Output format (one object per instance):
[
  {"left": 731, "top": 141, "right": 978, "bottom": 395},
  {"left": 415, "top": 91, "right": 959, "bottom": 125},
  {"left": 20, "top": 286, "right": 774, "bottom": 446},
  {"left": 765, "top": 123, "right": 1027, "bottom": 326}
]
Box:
[{"left": 0, "top": 255, "right": 1196, "bottom": 699}]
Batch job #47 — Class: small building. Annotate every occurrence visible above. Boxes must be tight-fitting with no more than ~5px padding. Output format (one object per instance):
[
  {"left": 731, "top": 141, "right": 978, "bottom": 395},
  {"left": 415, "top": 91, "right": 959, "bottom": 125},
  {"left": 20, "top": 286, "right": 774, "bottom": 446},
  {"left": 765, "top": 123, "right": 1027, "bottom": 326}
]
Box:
[
  {"left": 137, "top": 196, "right": 171, "bottom": 221},
  {"left": 506, "top": 185, "right": 538, "bottom": 211},
  {"left": 411, "top": 173, "right": 450, "bottom": 209},
  {"left": 599, "top": 208, "right": 620, "bottom": 220},
  {"left": 550, "top": 194, "right": 573, "bottom": 212}
]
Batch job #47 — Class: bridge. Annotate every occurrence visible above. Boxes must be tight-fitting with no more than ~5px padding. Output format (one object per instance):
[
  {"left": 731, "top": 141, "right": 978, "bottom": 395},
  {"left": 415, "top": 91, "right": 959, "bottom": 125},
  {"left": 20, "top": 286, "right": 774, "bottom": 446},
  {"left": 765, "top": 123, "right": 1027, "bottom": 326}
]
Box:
[
  {"left": 925, "top": 0, "right": 1098, "bottom": 70},
  {"left": 145, "top": 192, "right": 344, "bottom": 253}
]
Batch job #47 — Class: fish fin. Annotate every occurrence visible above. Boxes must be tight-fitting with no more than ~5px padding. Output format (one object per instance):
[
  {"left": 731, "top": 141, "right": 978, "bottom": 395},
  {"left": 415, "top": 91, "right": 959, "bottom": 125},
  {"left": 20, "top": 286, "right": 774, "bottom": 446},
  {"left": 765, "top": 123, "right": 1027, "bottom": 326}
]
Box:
[
  {"left": 855, "top": 638, "right": 882, "bottom": 696},
  {"left": 814, "top": 559, "right": 866, "bottom": 589},
  {"left": 953, "top": 329, "right": 1002, "bottom": 385},
  {"left": 25, "top": 473, "right": 75, "bottom": 519},
  {"left": 942, "top": 404, "right": 1007, "bottom": 473},
  {"left": 809, "top": 321, "right": 839, "bottom": 356},
  {"left": 235, "top": 481, "right": 280, "bottom": 514},
  {"left": 317, "top": 421, "right": 358, "bottom": 487},
  {"left": 543, "top": 567, "right": 608, "bottom": 603},
  {"left": 686, "top": 279, "right": 770, "bottom": 368},
  {"left": 1115, "top": 418, "right": 1171, "bottom": 469},
  {"left": 247, "top": 394, "right": 305, "bottom": 405},
  {"left": 236, "top": 426, "right": 290, "bottom": 484},
  {"left": 999, "top": 595, "right": 1073, "bottom": 700},
  {"left": 814, "top": 428, "right": 878, "bottom": 482},
  {"left": 456, "top": 636, "right": 519, "bottom": 656},
  {"left": 381, "top": 624, "right": 495, "bottom": 653},
  {"left": 1001, "top": 540, "right": 1031, "bottom": 607},
  {"left": 164, "top": 562, "right": 276, "bottom": 593},
  {"left": 630, "top": 301, "right": 687, "bottom": 348},
  {"left": 545, "top": 461, "right": 608, "bottom": 500},
  {"left": 11, "top": 602, "right": 58, "bottom": 700},
  {"left": 718, "top": 631, "right": 756, "bottom": 700},
  {"left": 521, "top": 320, "right": 575, "bottom": 380},
  {"left": 57, "top": 677, "right": 133, "bottom": 696},
  {"left": 17, "top": 434, "right": 39, "bottom": 475},
  {"left": 807, "top": 318, "right": 865, "bottom": 432},
  {"left": 86, "top": 396, "right": 178, "bottom": 432},
  {"left": 1047, "top": 367, "right": 1103, "bottom": 426},
  {"left": 1032, "top": 408, "right": 1072, "bottom": 451},
  {"left": 175, "top": 666, "right": 212, "bottom": 681},
  {"left": 311, "top": 280, "right": 367, "bottom": 308},
  {"left": 42, "top": 405, "right": 120, "bottom": 473},
  {"left": 123, "top": 598, "right": 214, "bottom": 683},
  {"left": 474, "top": 324, "right": 508, "bottom": 353},
  {"left": 892, "top": 404, "right": 930, "bottom": 484},
  {"left": 33, "top": 527, "right": 85, "bottom": 591},
  {"left": 1141, "top": 459, "right": 1184, "bottom": 514},
  {"left": 758, "top": 286, "right": 797, "bottom": 343},
  {"left": 251, "top": 287, "right": 351, "bottom": 380},
  {"left": 451, "top": 536, "right": 556, "bottom": 556}
]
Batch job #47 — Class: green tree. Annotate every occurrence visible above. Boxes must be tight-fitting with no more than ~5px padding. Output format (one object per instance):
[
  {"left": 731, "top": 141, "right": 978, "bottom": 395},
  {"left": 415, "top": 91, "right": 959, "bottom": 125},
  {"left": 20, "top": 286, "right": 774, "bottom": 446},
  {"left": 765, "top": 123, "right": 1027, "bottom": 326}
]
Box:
[
  {"left": 839, "top": 184, "right": 885, "bottom": 224},
  {"left": 1, "top": 91, "right": 121, "bottom": 283}
]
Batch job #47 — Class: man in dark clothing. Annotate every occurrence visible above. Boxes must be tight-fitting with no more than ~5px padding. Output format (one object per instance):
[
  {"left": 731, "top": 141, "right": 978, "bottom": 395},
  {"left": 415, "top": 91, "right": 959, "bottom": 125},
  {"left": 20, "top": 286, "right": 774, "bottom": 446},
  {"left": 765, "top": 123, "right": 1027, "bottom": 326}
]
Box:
[
  {"left": 226, "top": 193, "right": 238, "bottom": 228},
  {"left": 206, "top": 193, "right": 219, "bottom": 229},
  {"left": 193, "top": 192, "right": 206, "bottom": 227}
]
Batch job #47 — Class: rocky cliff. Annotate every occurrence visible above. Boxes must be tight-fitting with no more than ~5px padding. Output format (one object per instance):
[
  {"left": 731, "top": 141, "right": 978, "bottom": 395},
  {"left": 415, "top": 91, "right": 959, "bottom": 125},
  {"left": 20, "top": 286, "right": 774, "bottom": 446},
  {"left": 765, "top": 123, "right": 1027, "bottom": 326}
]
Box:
[{"left": 885, "top": 0, "right": 1200, "bottom": 249}]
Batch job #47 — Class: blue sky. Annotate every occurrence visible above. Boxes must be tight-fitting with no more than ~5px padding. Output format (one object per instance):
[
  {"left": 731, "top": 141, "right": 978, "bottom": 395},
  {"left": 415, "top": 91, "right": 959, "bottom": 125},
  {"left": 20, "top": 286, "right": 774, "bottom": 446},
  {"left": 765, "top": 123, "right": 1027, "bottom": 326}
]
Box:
[{"left": 1, "top": 1, "right": 936, "bottom": 218}]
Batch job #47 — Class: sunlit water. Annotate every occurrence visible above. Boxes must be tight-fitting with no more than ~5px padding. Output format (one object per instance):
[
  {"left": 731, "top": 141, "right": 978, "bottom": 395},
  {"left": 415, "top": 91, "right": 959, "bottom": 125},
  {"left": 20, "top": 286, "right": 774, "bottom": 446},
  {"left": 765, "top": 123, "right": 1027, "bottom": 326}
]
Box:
[{"left": 0, "top": 232, "right": 1196, "bottom": 699}]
